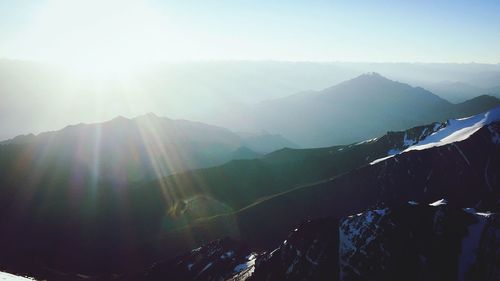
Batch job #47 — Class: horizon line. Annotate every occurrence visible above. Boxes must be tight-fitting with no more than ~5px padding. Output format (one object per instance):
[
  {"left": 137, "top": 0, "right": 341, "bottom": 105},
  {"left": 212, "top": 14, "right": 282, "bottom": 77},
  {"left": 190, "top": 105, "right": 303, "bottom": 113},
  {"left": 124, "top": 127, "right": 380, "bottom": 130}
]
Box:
[{"left": 1, "top": 57, "right": 499, "bottom": 66}]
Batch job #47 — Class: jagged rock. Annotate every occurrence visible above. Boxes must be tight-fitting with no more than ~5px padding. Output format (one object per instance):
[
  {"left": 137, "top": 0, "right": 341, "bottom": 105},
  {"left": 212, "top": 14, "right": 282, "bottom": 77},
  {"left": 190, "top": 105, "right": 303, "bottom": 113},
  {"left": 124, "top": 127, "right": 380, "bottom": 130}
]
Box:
[
  {"left": 248, "top": 218, "right": 339, "bottom": 281},
  {"left": 339, "top": 203, "right": 500, "bottom": 281},
  {"left": 125, "top": 237, "right": 255, "bottom": 281},
  {"left": 133, "top": 203, "right": 499, "bottom": 281}
]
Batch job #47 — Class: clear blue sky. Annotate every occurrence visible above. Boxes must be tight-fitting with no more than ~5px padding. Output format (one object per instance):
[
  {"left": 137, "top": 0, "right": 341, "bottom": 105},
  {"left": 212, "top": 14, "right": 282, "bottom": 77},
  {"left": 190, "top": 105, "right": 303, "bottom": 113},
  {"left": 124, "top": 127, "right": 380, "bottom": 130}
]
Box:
[{"left": 1, "top": 0, "right": 499, "bottom": 63}]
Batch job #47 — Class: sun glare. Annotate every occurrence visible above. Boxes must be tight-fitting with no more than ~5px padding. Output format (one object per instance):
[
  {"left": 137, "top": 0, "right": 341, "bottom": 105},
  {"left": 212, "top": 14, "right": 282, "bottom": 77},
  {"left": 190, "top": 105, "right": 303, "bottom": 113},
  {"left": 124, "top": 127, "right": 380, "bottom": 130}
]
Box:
[{"left": 24, "top": 0, "right": 173, "bottom": 79}]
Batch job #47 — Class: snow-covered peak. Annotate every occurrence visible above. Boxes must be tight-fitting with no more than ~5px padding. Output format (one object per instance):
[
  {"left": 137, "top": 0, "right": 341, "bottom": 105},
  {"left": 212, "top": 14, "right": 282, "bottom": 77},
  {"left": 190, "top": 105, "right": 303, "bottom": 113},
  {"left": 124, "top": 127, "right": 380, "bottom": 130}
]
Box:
[
  {"left": 405, "top": 106, "right": 500, "bottom": 152},
  {"left": 371, "top": 107, "right": 500, "bottom": 165}
]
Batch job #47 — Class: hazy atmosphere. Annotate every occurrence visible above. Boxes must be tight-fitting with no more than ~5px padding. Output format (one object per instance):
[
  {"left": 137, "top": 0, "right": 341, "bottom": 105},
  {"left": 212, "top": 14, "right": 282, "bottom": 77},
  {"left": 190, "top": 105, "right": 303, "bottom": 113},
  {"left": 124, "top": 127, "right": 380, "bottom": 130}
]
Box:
[
  {"left": 1, "top": 1, "right": 500, "bottom": 140},
  {"left": 1, "top": 1, "right": 500, "bottom": 281},
  {"left": 2, "top": 0, "right": 500, "bottom": 63}
]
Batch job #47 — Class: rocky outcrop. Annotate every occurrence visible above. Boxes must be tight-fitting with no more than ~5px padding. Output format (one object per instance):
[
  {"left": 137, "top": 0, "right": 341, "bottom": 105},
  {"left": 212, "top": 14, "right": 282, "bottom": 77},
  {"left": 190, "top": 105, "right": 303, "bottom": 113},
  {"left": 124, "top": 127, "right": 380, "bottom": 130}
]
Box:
[
  {"left": 339, "top": 203, "right": 499, "bottom": 281},
  {"left": 134, "top": 203, "right": 499, "bottom": 281},
  {"left": 126, "top": 238, "right": 255, "bottom": 281},
  {"left": 248, "top": 218, "right": 339, "bottom": 281}
]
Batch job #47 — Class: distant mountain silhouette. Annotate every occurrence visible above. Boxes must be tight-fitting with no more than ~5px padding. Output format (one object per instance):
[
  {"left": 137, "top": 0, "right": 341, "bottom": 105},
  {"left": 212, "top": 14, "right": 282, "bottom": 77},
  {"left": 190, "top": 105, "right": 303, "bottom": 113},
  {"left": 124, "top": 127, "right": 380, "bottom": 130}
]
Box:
[
  {"left": 420, "top": 80, "right": 500, "bottom": 102},
  {"left": 209, "top": 73, "right": 500, "bottom": 147},
  {"left": 452, "top": 94, "right": 500, "bottom": 117},
  {"left": 231, "top": 146, "right": 262, "bottom": 160},
  {"left": 465, "top": 70, "right": 500, "bottom": 88},
  {"left": 0, "top": 113, "right": 295, "bottom": 184},
  {"left": 238, "top": 132, "right": 299, "bottom": 152},
  {"left": 420, "top": 81, "right": 488, "bottom": 103},
  {"left": 3, "top": 60, "right": 500, "bottom": 141}
]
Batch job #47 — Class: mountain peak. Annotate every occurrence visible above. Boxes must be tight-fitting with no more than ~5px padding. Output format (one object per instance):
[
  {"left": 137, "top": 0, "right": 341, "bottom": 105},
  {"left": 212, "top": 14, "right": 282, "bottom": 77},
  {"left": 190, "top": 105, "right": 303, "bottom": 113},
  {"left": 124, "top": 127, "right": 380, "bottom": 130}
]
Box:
[
  {"left": 144, "top": 112, "right": 159, "bottom": 118},
  {"left": 325, "top": 72, "right": 396, "bottom": 92},
  {"left": 362, "top": 71, "right": 383, "bottom": 77},
  {"left": 319, "top": 72, "right": 394, "bottom": 95},
  {"left": 110, "top": 115, "right": 130, "bottom": 122},
  {"left": 351, "top": 72, "right": 390, "bottom": 82},
  {"left": 134, "top": 112, "right": 170, "bottom": 120}
]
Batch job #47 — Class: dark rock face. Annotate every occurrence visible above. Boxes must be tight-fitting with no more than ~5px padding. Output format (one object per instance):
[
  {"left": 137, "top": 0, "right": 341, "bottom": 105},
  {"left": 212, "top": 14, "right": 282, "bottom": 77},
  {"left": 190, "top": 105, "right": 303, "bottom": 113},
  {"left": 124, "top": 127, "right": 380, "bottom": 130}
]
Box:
[
  {"left": 126, "top": 237, "right": 256, "bottom": 281},
  {"left": 339, "top": 203, "right": 499, "bottom": 281},
  {"left": 136, "top": 204, "right": 499, "bottom": 281},
  {"left": 248, "top": 218, "right": 339, "bottom": 281}
]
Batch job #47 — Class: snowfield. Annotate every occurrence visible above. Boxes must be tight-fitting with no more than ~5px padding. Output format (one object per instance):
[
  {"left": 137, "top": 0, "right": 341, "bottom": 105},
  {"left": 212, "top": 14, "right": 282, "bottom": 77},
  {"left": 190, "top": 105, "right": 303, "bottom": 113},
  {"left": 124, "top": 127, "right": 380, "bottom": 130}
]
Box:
[
  {"left": 371, "top": 106, "right": 500, "bottom": 165},
  {"left": 405, "top": 106, "right": 500, "bottom": 151},
  {"left": 0, "top": 272, "right": 34, "bottom": 281}
]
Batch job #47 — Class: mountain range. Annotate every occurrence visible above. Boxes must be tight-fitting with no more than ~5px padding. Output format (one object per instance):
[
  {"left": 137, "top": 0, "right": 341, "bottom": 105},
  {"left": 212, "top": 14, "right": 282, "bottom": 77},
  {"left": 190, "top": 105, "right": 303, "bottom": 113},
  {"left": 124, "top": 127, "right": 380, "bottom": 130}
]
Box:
[
  {"left": 1, "top": 69, "right": 500, "bottom": 280},
  {"left": 128, "top": 202, "right": 498, "bottom": 281},
  {"left": 3, "top": 60, "right": 500, "bottom": 141},
  {"left": 208, "top": 73, "right": 500, "bottom": 147},
  {"left": 0, "top": 113, "right": 295, "bottom": 184},
  {"left": 419, "top": 81, "right": 500, "bottom": 103},
  {"left": 121, "top": 107, "right": 500, "bottom": 281},
  {"left": 1, "top": 105, "right": 499, "bottom": 280}
]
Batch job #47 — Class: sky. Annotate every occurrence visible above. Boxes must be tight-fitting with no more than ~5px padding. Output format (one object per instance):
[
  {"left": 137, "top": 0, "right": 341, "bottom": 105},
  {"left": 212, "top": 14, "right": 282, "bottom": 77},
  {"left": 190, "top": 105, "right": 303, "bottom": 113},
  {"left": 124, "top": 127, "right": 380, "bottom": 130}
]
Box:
[
  {"left": 1, "top": 0, "right": 500, "bottom": 140},
  {"left": 1, "top": 0, "right": 500, "bottom": 68}
]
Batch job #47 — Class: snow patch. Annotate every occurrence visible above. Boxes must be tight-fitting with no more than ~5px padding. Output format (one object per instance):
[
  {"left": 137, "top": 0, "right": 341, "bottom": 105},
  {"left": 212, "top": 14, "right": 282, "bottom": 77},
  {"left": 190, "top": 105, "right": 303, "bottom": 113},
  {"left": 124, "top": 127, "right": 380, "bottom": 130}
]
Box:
[
  {"left": 429, "top": 199, "right": 448, "bottom": 206},
  {"left": 200, "top": 262, "right": 213, "bottom": 273},
  {"left": 406, "top": 107, "right": 500, "bottom": 152},
  {"left": 233, "top": 254, "right": 256, "bottom": 274},
  {"left": 370, "top": 107, "right": 500, "bottom": 165},
  {"left": 357, "top": 138, "right": 378, "bottom": 145},
  {"left": 370, "top": 155, "right": 393, "bottom": 165},
  {"left": 402, "top": 132, "right": 417, "bottom": 147},
  {"left": 268, "top": 248, "right": 279, "bottom": 258},
  {"left": 476, "top": 212, "right": 493, "bottom": 217},
  {"left": 0, "top": 272, "right": 34, "bottom": 281},
  {"left": 191, "top": 247, "right": 201, "bottom": 253},
  {"left": 220, "top": 251, "right": 234, "bottom": 259},
  {"left": 340, "top": 208, "right": 389, "bottom": 280},
  {"left": 387, "top": 148, "right": 400, "bottom": 156},
  {"left": 463, "top": 208, "right": 476, "bottom": 214}
]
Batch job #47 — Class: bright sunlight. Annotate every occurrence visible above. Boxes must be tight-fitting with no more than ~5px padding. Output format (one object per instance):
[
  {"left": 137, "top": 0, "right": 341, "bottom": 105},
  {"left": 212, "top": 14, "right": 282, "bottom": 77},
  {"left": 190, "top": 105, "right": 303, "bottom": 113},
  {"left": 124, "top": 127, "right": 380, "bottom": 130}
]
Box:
[{"left": 22, "top": 0, "right": 175, "bottom": 79}]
